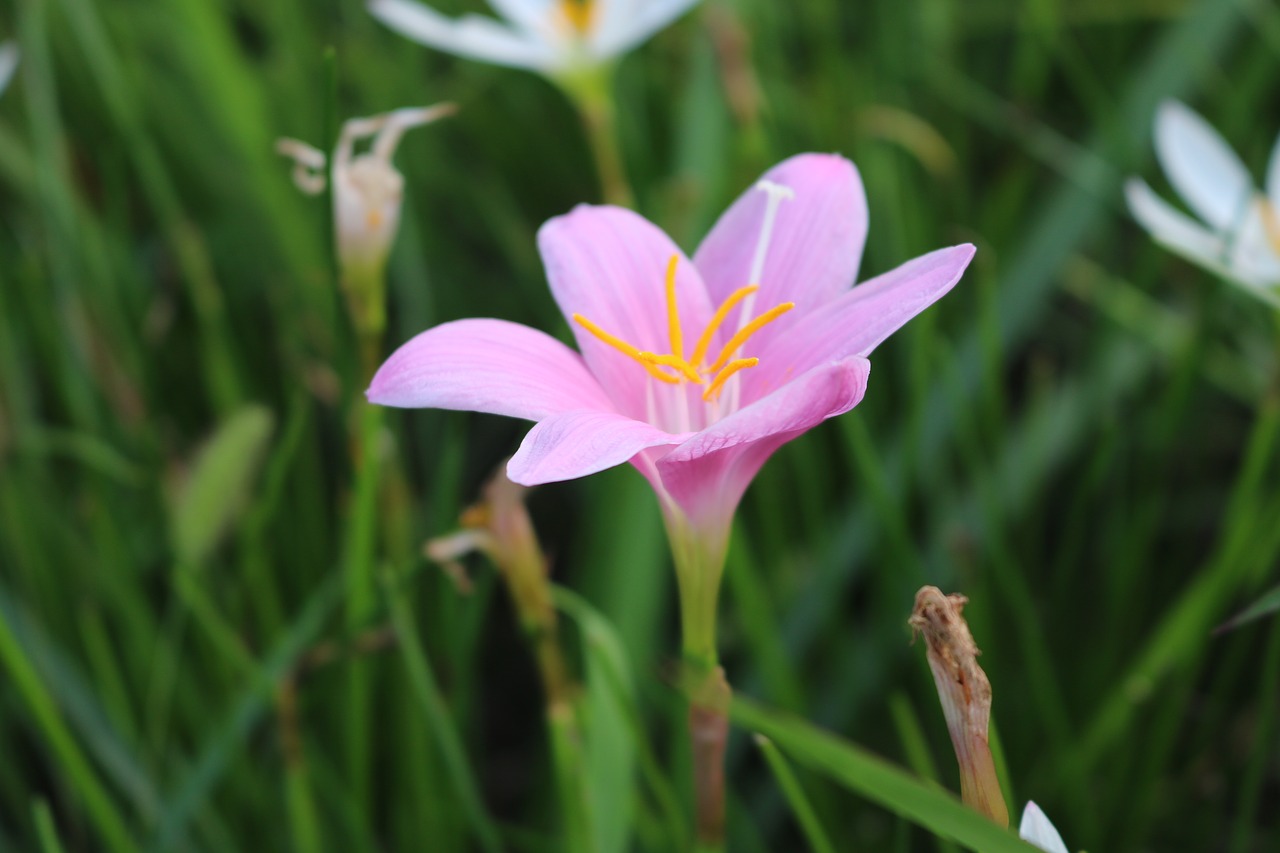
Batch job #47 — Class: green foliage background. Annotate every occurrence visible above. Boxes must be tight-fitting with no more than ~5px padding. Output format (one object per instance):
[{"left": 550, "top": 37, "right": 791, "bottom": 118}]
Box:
[{"left": 1, "top": 0, "right": 1279, "bottom": 849}]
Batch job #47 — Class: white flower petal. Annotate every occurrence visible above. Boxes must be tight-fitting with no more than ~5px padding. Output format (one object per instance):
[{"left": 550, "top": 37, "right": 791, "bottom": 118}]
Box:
[
  {"left": 488, "top": 0, "right": 558, "bottom": 39},
  {"left": 1128, "top": 179, "right": 1280, "bottom": 302},
  {"left": 1228, "top": 204, "right": 1280, "bottom": 288},
  {"left": 1266, "top": 129, "right": 1280, "bottom": 210},
  {"left": 593, "top": 0, "right": 699, "bottom": 59},
  {"left": 1154, "top": 100, "right": 1253, "bottom": 232},
  {"left": 1019, "top": 802, "right": 1069, "bottom": 853},
  {"left": 589, "top": 0, "right": 637, "bottom": 55},
  {"left": 1126, "top": 178, "right": 1228, "bottom": 265},
  {"left": 0, "top": 42, "right": 18, "bottom": 97},
  {"left": 369, "top": 0, "right": 557, "bottom": 71}
]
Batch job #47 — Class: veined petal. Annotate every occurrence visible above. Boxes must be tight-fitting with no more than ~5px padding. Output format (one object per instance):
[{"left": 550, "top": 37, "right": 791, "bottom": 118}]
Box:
[
  {"left": 1018, "top": 802, "right": 1069, "bottom": 853},
  {"left": 694, "top": 153, "right": 869, "bottom": 353},
  {"left": 593, "top": 0, "right": 701, "bottom": 59},
  {"left": 1155, "top": 100, "right": 1252, "bottom": 232},
  {"left": 749, "top": 244, "right": 973, "bottom": 400},
  {"left": 656, "top": 356, "right": 870, "bottom": 523},
  {"left": 368, "top": 318, "right": 615, "bottom": 419},
  {"left": 369, "top": 0, "right": 557, "bottom": 71},
  {"left": 508, "top": 410, "right": 687, "bottom": 485},
  {"left": 538, "top": 205, "right": 716, "bottom": 419}
]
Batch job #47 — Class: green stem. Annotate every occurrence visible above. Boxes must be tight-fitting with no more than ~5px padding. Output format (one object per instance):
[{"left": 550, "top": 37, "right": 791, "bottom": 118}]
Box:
[
  {"left": 342, "top": 400, "right": 385, "bottom": 816},
  {"left": 664, "top": 510, "right": 732, "bottom": 852},
  {"left": 547, "top": 702, "right": 592, "bottom": 853},
  {"left": 1229, "top": 615, "right": 1280, "bottom": 853},
  {"left": 384, "top": 569, "right": 504, "bottom": 853},
  {"left": 558, "top": 66, "right": 634, "bottom": 208},
  {"left": 277, "top": 679, "right": 323, "bottom": 853}
]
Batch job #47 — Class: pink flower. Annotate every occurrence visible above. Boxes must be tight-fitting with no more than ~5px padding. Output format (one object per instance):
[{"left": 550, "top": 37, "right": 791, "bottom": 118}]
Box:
[{"left": 369, "top": 153, "right": 973, "bottom": 555}]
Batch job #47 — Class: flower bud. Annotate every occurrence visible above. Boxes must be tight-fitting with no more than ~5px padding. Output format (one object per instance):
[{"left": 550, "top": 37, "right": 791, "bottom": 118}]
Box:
[{"left": 425, "top": 463, "right": 569, "bottom": 706}]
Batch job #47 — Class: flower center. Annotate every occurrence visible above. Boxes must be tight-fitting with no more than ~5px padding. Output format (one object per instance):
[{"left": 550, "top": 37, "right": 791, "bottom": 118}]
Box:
[
  {"left": 558, "top": 0, "right": 595, "bottom": 35},
  {"left": 573, "top": 255, "right": 794, "bottom": 403},
  {"left": 1259, "top": 196, "right": 1280, "bottom": 256}
]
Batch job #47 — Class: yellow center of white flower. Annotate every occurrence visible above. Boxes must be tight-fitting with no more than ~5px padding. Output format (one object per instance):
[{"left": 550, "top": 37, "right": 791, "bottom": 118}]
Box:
[
  {"left": 573, "top": 255, "right": 794, "bottom": 402},
  {"left": 559, "top": 0, "right": 595, "bottom": 35},
  {"left": 1259, "top": 196, "right": 1280, "bottom": 256}
]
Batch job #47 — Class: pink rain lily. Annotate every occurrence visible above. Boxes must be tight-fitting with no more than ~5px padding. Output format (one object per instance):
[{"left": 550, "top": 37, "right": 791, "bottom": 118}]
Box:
[{"left": 369, "top": 153, "right": 973, "bottom": 586}]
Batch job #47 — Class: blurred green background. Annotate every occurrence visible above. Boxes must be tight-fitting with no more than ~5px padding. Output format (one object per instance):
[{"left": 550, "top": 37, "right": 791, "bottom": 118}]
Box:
[{"left": 2, "top": 0, "right": 1279, "bottom": 850}]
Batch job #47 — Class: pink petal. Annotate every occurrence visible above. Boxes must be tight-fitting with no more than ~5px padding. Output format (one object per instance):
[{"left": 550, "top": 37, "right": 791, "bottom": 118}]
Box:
[
  {"left": 368, "top": 318, "right": 614, "bottom": 420},
  {"left": 656, "top": 356, "right": 871, "bottom": 525},
  {"left": 750, "top": 244, "right": 974, "bottom": 400},
  {"left": 693, "top": 153, "right": 869, "bottom": 352},
  {"left": 507, "top": 410, "right": 688, "bottom": 485},
  {"left": 538, "top": 205, "right": 717, "bottom": 421}
]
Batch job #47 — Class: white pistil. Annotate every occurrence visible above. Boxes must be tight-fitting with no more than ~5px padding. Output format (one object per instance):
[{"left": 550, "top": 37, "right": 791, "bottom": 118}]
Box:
[
  {"left": 676, "top": 377, "right": 692, "bottom": 433},
  {"left": 727, "top": 178, "right": 794, "bottom": 413},
  {"left": 645, "top": 373, "right": 657, "bottom": 427},
  {"left": 738, "top": 179, "right": 796, "bottom": 331}
]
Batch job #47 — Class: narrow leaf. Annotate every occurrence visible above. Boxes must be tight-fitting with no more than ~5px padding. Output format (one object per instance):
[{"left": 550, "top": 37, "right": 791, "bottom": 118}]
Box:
[
  {"left": 732, "top": 697, "right": 1043, "bottom": 853},
  {"left": 1215, "top": 582, "right": 1280, "bottom": 634},
  {"left": 755, "top": 735, "right": 837, "bottom": 853}
]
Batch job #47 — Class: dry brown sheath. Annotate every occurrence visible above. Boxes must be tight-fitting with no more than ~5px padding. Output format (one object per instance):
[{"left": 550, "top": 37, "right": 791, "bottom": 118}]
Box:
[{"left": 909, "top": 586, "right": 1010, "bottom": 828}]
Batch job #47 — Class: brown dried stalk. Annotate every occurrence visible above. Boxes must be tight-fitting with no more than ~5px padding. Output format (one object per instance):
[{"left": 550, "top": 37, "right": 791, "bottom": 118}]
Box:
[{"left": 909, "top": 586, "right": 1009, "bottom": 827}]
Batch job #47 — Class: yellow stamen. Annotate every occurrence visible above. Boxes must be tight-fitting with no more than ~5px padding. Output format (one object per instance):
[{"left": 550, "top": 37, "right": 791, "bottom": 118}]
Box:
[
  {"left": 574, "top": 313, "right": 680, "bottom": 384},
  {"left": 641, "top": 352, "right": 703, "bottom": 385},
  {"left": 1260, "top": 197, "right": 1280, "bottom": 255},
  {"left": 665, "top": 255, "right": 683, "bottom": 360},
  {"left": 689, "top": 285, "right": 760, "bottom": 369},
  {"left": 703, "top": 358, "right": 759, "bottom": 401},
  {"left": 705, "top": 302, "right": 795, "bottom": 374},
  {"left": 559, "top": 0, "right": 594, "bottom": 34}
]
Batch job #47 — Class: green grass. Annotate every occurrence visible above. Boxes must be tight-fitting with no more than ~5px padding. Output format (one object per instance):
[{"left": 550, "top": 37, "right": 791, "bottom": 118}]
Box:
[{"left": 2, "top": 0, "right": 1279, "bottom": 849}]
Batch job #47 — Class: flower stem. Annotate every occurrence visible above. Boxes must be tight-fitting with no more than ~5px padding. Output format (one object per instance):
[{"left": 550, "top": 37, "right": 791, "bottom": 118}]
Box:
[
  {"left": 342, "top": 261, "right": 388, "bottom": 384},
  {"left": 558, "top": 66, "right": 634, "bottom": 208},
  {"left": 688, "top": 666, "right": 731, "bottom": 851},
  {"left": 432, "top": 471, "right": 590, "bottom": 850},
  {"left": 665, "top": 510, "right": 732, "bottom": 850}
]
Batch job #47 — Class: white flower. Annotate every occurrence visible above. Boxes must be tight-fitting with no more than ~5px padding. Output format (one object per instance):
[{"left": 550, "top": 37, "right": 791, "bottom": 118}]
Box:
[
  {"left": 1019, "top": 801, "right": 1069, "bottom": 853},
  {"left": 0, "top": 42, "right": 18, "bottom": 97},
  {"left": 276, "top": 104, "right": 455, "bottom": 279},
  {"left": 367, "top": 0, "right": 701, "bottom": 76},
  {"left": 1126, "top": 100, "right": 1280, "bottom": 306}
]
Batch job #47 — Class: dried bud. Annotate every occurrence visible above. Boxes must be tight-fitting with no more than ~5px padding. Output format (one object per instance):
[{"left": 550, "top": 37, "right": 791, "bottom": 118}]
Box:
[
  {"left": 909, "top": 586, "right": 1009, "bottom": 827},
  {"left": 424, "top": 462, "right": 569, "bottom": 705},
  {"left": 276, "top": 104, "right": 455, "bottom": 348}
]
